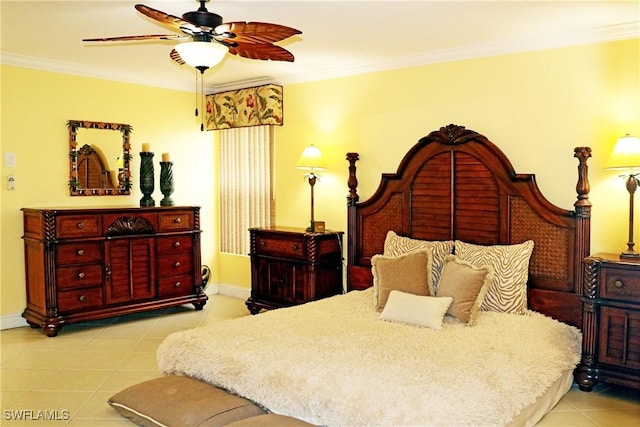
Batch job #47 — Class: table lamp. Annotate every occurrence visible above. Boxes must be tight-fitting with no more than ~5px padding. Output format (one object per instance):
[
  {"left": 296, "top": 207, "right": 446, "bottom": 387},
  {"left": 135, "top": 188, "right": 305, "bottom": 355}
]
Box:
[
  {"left": 605, "top": 134, "right": 640, "bottom": 258},
  {"left": 297, "top": 144, "right": 327, "bottom": 232}
]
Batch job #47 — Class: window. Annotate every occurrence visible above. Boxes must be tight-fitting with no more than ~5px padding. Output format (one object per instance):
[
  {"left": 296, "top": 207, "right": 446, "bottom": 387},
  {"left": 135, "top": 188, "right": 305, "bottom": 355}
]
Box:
[{"left": 219, "top": 126, "right": 275, "bottom": 254}]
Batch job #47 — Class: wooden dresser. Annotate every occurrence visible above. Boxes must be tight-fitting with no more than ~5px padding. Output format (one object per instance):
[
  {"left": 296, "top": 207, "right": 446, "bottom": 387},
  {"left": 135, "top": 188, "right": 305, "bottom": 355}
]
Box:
[
  {"left": 576, "top": 253, "right": 640, "bottom": 390},
  {"left": 246, "top": 227, "right": 343, "bottom": 314},
  {"left": 22, "top": 206, "right": 207, "bottom": 337}
]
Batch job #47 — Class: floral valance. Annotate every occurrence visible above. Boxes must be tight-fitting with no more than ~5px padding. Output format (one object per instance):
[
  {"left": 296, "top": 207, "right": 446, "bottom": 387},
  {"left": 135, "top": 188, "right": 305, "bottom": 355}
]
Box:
[{"left": 205, "top": 84, "right": 283, "bottom": 130}]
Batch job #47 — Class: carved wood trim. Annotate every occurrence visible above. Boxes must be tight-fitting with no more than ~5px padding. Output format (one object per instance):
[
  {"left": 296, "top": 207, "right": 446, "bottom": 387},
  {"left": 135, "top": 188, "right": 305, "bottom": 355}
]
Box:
[{"left": 106, "top": 216, "right": 155, "bottom": 236}]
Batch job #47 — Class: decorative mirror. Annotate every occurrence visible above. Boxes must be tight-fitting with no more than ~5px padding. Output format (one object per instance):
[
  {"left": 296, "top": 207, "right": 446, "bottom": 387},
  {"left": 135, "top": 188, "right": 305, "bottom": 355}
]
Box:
[{"left": 68, "top": 120, "right": 132, "bottom": 196}]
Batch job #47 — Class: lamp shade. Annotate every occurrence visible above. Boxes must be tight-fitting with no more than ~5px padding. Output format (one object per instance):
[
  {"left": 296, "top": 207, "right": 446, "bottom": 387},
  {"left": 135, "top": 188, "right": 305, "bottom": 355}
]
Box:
[
  {"left": 296, "top": 145, "right": 326, "bottom": 170},
  {"left": 175, "top": 41, "right": 228, "bottom": 70},
  {"left": 605, "top": 134, "right": 640, "bottom": 170}
]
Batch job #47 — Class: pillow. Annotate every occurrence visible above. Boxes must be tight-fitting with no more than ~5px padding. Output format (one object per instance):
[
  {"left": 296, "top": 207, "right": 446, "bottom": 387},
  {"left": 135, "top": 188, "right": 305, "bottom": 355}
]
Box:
[
  {"left": 454, "top": 240, "right": 534, "bottom": 315},
  {"left": 435, "top": 255, "right": 494, "bottom": 324},
  {"left": 380, "top": 290, "right": 453, "bottom": 329},
  {"left": 108, "top": 376, "right": 266, "bottom": 427},
  {"left": 383, "top": 231, "right": 454, "bottom": 290},
  {"left": 371, "top": 249, "right": 432, "bottom": 311}
]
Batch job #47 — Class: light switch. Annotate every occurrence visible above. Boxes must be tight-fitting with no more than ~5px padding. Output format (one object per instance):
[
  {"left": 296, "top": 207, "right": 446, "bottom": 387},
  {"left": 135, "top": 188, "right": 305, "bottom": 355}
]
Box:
[{"left": 5, "top": 153, "right": 16, "bottom": 168}]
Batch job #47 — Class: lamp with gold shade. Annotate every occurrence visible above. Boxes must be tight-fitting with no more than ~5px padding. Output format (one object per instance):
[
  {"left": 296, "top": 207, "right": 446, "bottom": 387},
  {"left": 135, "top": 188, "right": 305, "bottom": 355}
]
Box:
[
  {"left": 297, "top": 145, "right": 327, "bottom": 233},
  {"left": 606, "top": 134, "right": 640, "bottom": 258}
]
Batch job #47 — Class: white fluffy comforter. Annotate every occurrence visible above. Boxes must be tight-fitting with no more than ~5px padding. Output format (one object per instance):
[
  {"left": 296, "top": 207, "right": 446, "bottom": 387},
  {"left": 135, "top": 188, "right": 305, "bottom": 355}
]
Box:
[{"left": 157, "top": 289, "right": 581, "bottom": 426}]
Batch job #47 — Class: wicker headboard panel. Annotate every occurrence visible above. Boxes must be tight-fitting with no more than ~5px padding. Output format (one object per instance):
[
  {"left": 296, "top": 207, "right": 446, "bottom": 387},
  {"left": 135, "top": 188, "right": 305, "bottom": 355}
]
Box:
[{"left": 346, "top": 124, "right": 591, "bottom": 328}]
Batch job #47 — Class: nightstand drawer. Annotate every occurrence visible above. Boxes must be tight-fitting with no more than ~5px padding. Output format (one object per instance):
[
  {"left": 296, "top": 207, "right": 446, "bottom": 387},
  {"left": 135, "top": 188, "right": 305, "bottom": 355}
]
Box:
[
  {"left": 255, "top": 235, "right": 306, "bottom": 260},
  {"left": 601, "top": 267, "right": 640, "bottom": 303}
]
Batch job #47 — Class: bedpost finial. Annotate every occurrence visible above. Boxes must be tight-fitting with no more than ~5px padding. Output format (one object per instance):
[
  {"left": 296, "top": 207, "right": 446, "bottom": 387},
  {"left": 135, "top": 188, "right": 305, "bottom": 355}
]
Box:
[
  {"left": 574, "top": 147, "right": 592, "bottom": 210},
  {"left": 346, "top": 152, "right": 359, "bottom": 204}
]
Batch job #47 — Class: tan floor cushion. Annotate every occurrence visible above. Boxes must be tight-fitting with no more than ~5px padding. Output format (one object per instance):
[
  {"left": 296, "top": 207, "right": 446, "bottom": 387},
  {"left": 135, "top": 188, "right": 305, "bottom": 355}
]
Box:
[
  {"left": 108, "top": 375, "right": 266, "bottom": 427},
  {"left": 223, "top": 414, "right": 315, "bottom": 427}
]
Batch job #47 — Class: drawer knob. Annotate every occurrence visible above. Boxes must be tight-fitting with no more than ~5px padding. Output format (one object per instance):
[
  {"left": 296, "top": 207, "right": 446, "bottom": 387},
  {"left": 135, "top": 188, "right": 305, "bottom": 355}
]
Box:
[
  {"left": 292, "top": 244, "right": 299, "bottom": 251},
  {"left": 78, "top": 272, "right": 85, "bottom": 279},
  {"left": 76, "top": 222, "right": 84, "bottom": 229},
  {"left": 78, "top": 295, "right": 86, "bottom": 302},
  {"left": 174, "top": 241, "right": 181, "bottom": 248},
  {"left": 613, "top": 280, "right": 624, "bottom": 289},
  {"left": 174, "top": 217, "right": 181, "bottom": 224},
  {"left": 174, "top": 261, "right": 181, "bottom": 268},
  {"left": 77, "top": 249, "right": 84, "bottom": 256},
  {"left": 260, "top": 241, "right": 266, "bottom": 247},
  {"left": 174, "top": 281, "right": 182, "bottom": 288}
]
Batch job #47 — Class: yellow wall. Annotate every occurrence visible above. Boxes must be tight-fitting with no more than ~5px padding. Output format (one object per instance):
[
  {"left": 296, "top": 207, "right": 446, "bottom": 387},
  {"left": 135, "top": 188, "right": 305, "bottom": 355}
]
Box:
[
  {"left": 1, "top": 66, "right": 218, "bottom": 316},
  {"left": 273, "top": 39, "right": 639, "bottom": 253},
  {"left": 2, "top": 38, "right": 639, "bottom": 319}
]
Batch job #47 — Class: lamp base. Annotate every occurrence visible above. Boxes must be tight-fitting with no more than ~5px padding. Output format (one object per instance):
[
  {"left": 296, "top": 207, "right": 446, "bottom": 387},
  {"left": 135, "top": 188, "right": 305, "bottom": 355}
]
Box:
[
  {"left": 620, "top": 250, "right": 640, "bottom": 259},
  {"left": 306, "top": 221, "right": 325, "bottom": 233}
]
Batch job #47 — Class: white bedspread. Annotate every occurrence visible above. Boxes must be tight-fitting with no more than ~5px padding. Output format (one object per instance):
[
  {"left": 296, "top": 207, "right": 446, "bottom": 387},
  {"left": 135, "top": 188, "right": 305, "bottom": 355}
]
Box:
[{"left": 157, "top": 289, "right": 581, "bottom": 426}]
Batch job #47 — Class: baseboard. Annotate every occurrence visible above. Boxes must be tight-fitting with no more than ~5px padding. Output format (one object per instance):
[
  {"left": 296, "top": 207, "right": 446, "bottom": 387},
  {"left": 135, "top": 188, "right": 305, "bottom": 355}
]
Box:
[
  {"left": 1, "top": 313, "right": 29, "bottom": 330},
  {"left": 212, "top": 283, "right": 251, "bottom": 300},
  {"left": 0, "top": 283, "right": 251, "bottom": 331}
]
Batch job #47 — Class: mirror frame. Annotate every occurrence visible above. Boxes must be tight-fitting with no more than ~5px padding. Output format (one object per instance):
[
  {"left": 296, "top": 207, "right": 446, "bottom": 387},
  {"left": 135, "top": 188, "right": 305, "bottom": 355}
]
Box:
[{"left": 68, "top": 120, "right": 132, "bottom": 196}]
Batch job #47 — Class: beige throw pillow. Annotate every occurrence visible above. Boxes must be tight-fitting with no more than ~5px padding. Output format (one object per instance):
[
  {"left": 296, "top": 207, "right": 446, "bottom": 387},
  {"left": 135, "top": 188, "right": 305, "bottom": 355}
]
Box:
[
  {"left": 383, "top": 231, "right": 454, "bottom": 291},
  {"left": 371, "top": 249, "right": 432, "bottom": 311},
  {"left": 454, "top": 240, "right": 534, "bottom": 315},
  {"left": 435, "top": 255, "right": 494, "bottom": 324},
  {"left": 380, "top": 290, "right": 453, "bottom": 330}
]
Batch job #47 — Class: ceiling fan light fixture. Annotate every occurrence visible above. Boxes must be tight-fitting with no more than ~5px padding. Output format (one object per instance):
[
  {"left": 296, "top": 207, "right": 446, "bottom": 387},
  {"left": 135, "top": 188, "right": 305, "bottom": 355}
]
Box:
[{"left": 175, "top": 41, "right": 228, "bottom": 72}]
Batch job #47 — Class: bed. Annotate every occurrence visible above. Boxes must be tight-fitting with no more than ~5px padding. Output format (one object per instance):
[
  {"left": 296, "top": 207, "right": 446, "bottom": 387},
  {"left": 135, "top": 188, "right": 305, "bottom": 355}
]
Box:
[{"left": 157, "top": 124, "right": 593, "bottom": 426}]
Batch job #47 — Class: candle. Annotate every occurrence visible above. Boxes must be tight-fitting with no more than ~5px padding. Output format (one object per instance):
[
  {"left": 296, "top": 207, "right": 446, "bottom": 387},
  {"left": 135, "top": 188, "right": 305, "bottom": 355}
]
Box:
[
  {"left": 162, "top": 152, "right": 171, "bottom": 162},
  {"left": 142, "top": 143, "right": 151, "bottom": 152}
]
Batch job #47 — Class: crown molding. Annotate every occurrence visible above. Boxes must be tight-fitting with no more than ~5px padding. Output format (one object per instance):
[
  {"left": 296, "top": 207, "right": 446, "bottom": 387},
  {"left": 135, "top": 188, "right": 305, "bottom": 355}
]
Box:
[{"left": 2, "top": 22, "right": 638, "bottom": 92}]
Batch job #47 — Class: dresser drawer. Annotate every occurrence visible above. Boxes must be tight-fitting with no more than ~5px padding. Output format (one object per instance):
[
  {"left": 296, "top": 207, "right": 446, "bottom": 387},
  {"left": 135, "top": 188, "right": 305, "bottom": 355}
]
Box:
[
  {"left": 57, "top": 264, "right": 103, "bottom": 289},
  {"left": 255, "top": 235, "right": 306, "bottom": 260},
  {"left": 159, "top": 275, "right": 193, "bottom": 297},
  {"left": 158, "top": 254, "right": 193, "bottom": 276},
  {"left": 601, "top": 266, "right": 640, "bottom": 304},
  {"left": 158, "top": 211, "right": 194, "bottom": 232},
  {"left": 56, "top": 242, "right": 102, "bottom": 265},
  {"left": 56, "top": 215, "right": 101, "bottom": 238},
  {"left": 58, "top": 287, "right": 103, "bottom": 312},
  {"left": 157, "top": 235, "right": 193, "bottom": 254}
]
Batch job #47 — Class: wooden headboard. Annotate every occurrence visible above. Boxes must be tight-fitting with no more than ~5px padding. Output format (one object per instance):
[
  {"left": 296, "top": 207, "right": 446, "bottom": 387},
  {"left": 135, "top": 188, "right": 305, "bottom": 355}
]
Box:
[{"left": 345, "top": 124, "right": 592, "bottom": 328}]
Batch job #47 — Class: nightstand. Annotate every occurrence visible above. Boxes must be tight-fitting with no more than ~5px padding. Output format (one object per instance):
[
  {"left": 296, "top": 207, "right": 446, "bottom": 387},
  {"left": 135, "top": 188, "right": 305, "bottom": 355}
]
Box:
[
  {"left": 575, "top": 253, "right": 640, "bottom": 391},
  {"left": 246, "top": 227, "right": 344, "bottom": 314}
]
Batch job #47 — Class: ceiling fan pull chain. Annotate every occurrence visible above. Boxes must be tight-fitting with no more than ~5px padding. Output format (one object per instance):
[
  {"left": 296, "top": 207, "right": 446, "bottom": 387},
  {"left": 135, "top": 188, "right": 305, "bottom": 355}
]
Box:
[
  {"left": 200, "top": 73, "right": 205, "bottom": 132},
  {"left": 194, "top": 70, "right": 199, "bottom": 118}
]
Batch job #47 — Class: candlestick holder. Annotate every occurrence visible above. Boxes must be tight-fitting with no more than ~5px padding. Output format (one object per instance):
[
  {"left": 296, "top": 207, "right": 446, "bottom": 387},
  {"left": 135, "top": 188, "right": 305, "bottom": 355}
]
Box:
[
  {"left": 160, "top": 161, "right": 175, "bottom": 206},
  {"left": 139, "top": 152, "right": 155, "bottom": 206}
]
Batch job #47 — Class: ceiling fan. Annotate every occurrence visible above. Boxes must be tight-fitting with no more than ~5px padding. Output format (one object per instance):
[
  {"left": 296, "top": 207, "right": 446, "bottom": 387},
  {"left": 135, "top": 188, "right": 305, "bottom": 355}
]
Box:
[{"left": 83, "top": 1, "right": 302, "bottom": 72}]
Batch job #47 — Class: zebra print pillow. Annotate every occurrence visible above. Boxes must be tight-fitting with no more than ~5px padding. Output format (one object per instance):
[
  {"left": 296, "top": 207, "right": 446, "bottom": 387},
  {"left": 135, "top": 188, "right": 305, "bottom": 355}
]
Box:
[
  {"left": 383, "top": 231, "right": 454, "bottom": 292},
  {"left": 454, "top": 240, "right": 534, "bottom": 315}
]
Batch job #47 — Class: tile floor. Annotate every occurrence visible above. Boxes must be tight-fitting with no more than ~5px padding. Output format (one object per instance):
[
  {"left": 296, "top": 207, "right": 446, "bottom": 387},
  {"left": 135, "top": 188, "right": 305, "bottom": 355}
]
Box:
[{"left": 1, "top": 294, "right": 639, "bottom": 426}]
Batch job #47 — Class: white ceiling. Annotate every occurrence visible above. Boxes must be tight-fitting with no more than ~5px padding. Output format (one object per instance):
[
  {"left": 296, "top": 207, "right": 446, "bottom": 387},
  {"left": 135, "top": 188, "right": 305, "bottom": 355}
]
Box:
[{"left": 2, "top": 1, "right": 639, "bottom": 93}]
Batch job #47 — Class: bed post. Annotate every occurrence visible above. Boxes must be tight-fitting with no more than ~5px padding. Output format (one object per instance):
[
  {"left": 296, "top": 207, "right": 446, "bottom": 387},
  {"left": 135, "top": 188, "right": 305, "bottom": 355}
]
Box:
[
  {"left": 346, "top": 153, "right": 360, "bottom": 272},
  {"left": 573, "top": 147, "right": 592, "bottom": 296}
]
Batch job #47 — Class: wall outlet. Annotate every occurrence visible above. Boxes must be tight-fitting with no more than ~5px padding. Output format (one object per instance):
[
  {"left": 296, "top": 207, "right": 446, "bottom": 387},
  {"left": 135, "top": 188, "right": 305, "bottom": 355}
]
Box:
[{"left": 7, "top": 175, "right": 15, "bottom": 190}]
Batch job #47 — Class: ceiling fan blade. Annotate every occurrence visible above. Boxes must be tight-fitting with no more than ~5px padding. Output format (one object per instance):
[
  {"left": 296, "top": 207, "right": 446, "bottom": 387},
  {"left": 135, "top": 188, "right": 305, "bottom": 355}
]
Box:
[
  {"left": 217, "top": 22, "right": 301, "bottom": 45},
  {"left": 135, "top": 4, "right": 199, "bottom": 34},
  {"left": 83, "top": 34, "right": 187, "bottom": 42},
  {"left": 228, "top": 42, "right": 295, "bottom": 62},
  {"left": 170, "top": 49, "right": 185, "bottom": 65}
]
